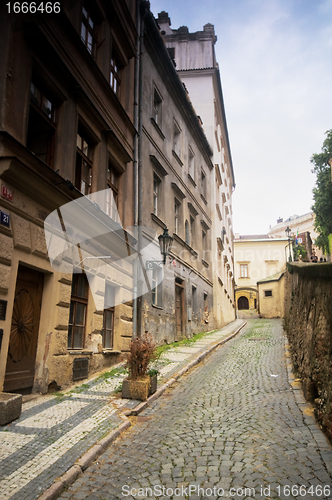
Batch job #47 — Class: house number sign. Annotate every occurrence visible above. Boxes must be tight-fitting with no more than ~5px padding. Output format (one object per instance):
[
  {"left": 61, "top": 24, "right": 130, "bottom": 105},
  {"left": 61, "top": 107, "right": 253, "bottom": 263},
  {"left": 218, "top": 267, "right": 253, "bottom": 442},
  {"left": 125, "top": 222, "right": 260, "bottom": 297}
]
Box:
[
  {"left": 1, "top": 184, "right": 13, "bottom": 202},
  {"left": 0, "top": 211, "right": 10, "bottom": 228}
]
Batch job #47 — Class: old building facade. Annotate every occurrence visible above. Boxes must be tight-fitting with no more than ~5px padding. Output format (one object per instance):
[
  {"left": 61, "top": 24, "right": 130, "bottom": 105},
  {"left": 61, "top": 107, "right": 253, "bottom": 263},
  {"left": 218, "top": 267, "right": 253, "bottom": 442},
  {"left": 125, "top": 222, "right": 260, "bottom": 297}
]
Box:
[
  {"left": 136, "top": 8, "right": 215, "bottom": 343},
  {"left": 0, "top": 2, "right": 237, "bottom": 394},
  {"left": 157, "top": 12, "right": 236, "bottom": 328},
  {"left": 0, "top": 0, "right": 137, "bottom": 392}
]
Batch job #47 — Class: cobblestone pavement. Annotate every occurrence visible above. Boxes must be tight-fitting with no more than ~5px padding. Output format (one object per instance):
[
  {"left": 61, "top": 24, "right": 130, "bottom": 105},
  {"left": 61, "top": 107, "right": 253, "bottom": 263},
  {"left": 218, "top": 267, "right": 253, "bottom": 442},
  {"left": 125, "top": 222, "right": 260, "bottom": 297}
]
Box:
[
  {"left": 0, "top": 319, "right": 245, "bottom": 500},
  {"left": 58, "top": 319, "right": 332, "bottom": 500}
]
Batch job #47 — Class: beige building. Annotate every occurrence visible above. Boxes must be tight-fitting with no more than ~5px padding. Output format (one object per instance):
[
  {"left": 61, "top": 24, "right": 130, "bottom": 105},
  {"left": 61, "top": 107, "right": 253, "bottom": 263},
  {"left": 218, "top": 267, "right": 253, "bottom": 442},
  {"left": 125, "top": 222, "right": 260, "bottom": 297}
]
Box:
[
  {"left": 157, "top": 13, "right": 236, "bottom": 328},
  {"left": 234, "top": 235, "right": 288, "bottom": 314},
  {"left": 257, "top": 271, "right": 285, "bottom": 318},
  {"left": 0, "top": 0, "right": 137, "bottom": 393}
]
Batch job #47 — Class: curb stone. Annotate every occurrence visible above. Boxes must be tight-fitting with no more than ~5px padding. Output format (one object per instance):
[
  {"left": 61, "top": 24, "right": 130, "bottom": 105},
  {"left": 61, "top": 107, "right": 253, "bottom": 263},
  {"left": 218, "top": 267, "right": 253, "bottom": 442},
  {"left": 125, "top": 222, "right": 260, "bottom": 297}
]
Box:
[{"left": 38, "top": 320, "right": 247, "bottom": 500}]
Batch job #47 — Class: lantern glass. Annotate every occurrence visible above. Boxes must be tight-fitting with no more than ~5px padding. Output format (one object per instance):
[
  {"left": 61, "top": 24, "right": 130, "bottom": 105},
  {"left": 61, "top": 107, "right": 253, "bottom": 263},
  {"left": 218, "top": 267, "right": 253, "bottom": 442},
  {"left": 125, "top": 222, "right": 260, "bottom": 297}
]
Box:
[{"left": 158, "top": 228, "right": 173, "bottom": 263}]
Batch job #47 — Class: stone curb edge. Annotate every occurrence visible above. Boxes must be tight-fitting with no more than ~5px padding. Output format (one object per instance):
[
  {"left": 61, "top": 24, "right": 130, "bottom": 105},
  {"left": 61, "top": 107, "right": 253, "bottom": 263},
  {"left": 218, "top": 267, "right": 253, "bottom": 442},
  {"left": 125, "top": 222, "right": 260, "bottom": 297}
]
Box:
[{"left": 38, "top": 320, "right": 247, "bottom": 500}]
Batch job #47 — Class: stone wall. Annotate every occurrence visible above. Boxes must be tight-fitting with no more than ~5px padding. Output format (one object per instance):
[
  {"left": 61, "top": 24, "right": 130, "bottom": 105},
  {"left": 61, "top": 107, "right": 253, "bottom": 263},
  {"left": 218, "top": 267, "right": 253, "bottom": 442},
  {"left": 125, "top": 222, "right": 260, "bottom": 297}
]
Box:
[{"left": 284, "top": 262, "right": 332, "bottom": 439}]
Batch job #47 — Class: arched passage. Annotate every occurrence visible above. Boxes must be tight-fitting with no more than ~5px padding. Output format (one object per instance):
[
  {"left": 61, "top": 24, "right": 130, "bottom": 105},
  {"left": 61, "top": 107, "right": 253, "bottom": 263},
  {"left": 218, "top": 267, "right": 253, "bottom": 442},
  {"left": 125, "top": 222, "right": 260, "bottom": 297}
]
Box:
[{"left": 238, "top": 296, "right": 249, "bottom": 310}]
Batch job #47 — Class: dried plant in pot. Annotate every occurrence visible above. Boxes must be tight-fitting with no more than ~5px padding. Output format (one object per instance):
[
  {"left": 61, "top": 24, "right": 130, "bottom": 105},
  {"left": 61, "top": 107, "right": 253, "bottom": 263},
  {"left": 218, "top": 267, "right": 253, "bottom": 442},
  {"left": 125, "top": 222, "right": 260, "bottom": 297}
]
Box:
[{"left": 122, "top": 334, "right": 157, "bottom": 401}]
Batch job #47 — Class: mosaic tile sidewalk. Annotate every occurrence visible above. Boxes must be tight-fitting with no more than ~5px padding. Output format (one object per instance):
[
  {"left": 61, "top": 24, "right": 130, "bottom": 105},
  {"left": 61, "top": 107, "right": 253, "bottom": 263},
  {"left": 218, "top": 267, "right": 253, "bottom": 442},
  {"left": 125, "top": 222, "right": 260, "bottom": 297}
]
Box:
[{"left": 0, "top": 319, "right": 245, "bottom": 500}]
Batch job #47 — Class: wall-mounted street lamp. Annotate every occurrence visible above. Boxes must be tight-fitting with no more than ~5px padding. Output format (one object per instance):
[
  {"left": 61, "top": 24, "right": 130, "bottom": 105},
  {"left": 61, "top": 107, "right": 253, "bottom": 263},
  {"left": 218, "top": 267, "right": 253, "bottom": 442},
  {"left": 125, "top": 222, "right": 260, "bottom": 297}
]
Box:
[
  {"left": 146, "top": 227, "right": 173, "bottom": 269},
  {"left": 285, "top": 226, "right": 292, "bottom": 262}
]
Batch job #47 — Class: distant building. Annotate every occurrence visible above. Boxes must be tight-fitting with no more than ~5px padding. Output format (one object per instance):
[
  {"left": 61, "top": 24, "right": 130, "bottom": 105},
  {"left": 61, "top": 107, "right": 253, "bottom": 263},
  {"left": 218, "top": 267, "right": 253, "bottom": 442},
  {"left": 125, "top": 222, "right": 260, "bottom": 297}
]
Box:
[
  {"left": 157, "top": 12, "right": 236, "bottom": 328},
  {"left": 234, "top": 235, "right": 288, "bottom": 315},
  {"left": 268, "top": 212, "right": 326, "bottom": 260}
]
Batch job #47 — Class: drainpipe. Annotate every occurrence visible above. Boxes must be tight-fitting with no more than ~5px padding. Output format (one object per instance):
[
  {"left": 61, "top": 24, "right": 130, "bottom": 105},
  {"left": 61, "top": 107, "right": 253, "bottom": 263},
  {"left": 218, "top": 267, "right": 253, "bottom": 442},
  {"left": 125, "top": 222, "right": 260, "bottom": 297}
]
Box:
[
  {"left": 133, "top": 0, "right": 149, "bottom": 338},
  {"left": 132, "top": 0, "right": 141, "bottom": 338}
]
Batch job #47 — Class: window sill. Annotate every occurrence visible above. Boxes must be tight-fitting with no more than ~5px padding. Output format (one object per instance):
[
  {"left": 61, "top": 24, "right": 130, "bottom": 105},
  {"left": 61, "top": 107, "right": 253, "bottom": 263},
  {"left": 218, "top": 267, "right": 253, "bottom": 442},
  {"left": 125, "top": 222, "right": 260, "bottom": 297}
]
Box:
[
  {"left": 152, "top": 304, "right": 163, "bottom": 310},
  {"left": 67, "top": 350, "right": 93, "bottom": 355},
  {"left": 173, "top": 234, "right": 198, "bottom": 256},
  {"left": 202, "top": 259, "right": 209, "bottom": 268},
  {"left": 172, "top": 150, "right": 183, "bottom": 166},
  {"left": 151, "top": 118, "right": 165, "bottom": 140},
  {"left": 200, "top": 194, "right": 208, "bottom": 205},
  {"left": 102, "top": 349, "right": 121, "bottom": 354},
  {"left": 151, "top": 212, "right": 167, "bottom": 229},
  {"left": 188, "top": 173, "right": 196, "bottom": 186}
]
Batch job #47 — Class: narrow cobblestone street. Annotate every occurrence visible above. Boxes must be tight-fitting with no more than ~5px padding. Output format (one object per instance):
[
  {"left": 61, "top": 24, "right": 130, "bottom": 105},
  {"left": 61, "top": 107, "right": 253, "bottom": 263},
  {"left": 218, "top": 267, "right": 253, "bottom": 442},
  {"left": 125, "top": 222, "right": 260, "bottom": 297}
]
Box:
[{"left": 58, "top": 319, "right": 332, "bottom": 500}]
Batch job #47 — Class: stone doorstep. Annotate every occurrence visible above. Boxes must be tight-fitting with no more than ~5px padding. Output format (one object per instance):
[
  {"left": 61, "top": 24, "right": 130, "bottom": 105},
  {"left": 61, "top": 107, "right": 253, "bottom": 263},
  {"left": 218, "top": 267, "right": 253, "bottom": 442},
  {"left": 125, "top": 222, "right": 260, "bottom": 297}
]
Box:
[{"left": 0, "top": 393, "right": 22, "bottom": 426}]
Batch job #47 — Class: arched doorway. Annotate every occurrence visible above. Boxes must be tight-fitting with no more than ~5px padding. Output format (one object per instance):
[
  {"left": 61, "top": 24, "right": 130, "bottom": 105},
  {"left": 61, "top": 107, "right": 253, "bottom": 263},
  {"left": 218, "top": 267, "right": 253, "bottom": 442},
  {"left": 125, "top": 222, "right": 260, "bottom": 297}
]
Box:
[{"left": 238, "top": 296, "right": 249, "bottom": 310}]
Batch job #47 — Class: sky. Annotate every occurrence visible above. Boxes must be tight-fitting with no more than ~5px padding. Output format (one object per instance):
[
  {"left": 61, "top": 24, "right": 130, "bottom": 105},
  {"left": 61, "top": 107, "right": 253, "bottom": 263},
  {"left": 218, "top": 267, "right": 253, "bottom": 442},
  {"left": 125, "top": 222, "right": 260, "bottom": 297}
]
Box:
[{"left": 149, "top": 0, "right": 332, "bottom": 235}]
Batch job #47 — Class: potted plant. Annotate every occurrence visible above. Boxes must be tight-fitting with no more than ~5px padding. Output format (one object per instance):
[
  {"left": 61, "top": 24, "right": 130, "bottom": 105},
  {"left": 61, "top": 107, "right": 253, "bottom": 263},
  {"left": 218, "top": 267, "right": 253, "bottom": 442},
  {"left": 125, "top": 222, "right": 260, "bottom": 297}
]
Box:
[
  {"left": 122, "top": 335, "right": 157, "bottom": 401},
  {"left": 148, "top": 368, "right": 159, "bottom": 396}
]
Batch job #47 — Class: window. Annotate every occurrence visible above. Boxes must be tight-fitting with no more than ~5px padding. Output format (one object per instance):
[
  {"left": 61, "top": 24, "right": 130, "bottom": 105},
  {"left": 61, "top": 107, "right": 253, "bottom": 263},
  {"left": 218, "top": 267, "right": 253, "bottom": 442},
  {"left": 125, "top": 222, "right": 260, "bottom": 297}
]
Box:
[
  {"left": 153, "top": 88, "right": 162, "bottom": 127},
  {"left": 265, "top": 290, "right": 273, "bottom": 297},
  {"left": 27, "top": 81, "right": 56, "bottom": 167},
  {"left": 68, "top": 274, "right": 89, "bottom": 349},
  {"left": 81, "top": 3, "right": 97, "bottom": 57},
  {"left": 192, "top": 285, "right": 197, "bottom": 312},
  {"left": 76, "top": 130, "right": 93, "bottom": 195},
  {"left": 190, "top": 215, "right": 195, "bottom": 247},
  {"left": 188, "top": 148, "right": 195, "bottom": 180},
  {"left": 106, "top": 162, "right": 120, "bottom": 222},
  {"left": 153, "top": 173, "right": 161, "bottom": 216},
  {"left": 240, "top": 264, "right": 248, "bottom": 278},
  {"left": 110, "top": 55, "right": 121, "bottom": 95},
  {"left": 174, "top": 198, "right": 180, "bottom": 234},
  {"left": 103, "top": 284, "right": 115, "bottom": 349},
  {"left": 152, "top": 265, "right": 162, "bottom": 307},
  {"left": 167, "top": 47, "right": 175, "bottom": 61},
  {"left": 185, "top": 220, "right": 190, "bottom": 245},
  {"left": 202, "top": 229, "right": 207, "bottom": 252},
  {"left": 201, "top": 170, "right": 207, "bottom": 200},
  {"left": 173, "top": 120, "right": 181, "bottom": 159}
]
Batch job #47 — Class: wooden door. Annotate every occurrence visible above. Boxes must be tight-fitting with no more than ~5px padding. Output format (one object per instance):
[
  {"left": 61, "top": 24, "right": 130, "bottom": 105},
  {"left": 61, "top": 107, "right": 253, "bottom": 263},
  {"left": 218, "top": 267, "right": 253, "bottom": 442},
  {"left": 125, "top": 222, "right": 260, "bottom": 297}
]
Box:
[
  {"left": 175, "top": 281, "right": 184, "bottom": 338},
  {"left": 4, "top": 267, "right": 44, "bottom": 392}
]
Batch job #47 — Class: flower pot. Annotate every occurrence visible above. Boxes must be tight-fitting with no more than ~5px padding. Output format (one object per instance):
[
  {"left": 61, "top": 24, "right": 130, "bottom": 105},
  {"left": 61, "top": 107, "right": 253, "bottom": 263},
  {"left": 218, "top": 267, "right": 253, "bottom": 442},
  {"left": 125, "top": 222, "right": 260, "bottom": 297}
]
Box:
[
  {"left": 149, "top": 374, "right": 157, "bottom": 395},
  {"left": 122, "top": 376, "right": 150, "bottom": 401},
  {"left": 0, "top": 393, "right": 22, "bottom": 426}
]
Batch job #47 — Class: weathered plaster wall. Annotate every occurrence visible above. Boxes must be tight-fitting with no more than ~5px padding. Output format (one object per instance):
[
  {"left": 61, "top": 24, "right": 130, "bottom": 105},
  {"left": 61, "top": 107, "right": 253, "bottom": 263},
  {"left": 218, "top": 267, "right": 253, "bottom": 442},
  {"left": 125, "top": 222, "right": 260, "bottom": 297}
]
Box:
[
  {"left": 258, "top": 276, "right": 285, "bottom": 319},
  {"left": 284, "top": 262, "right": 332, "bottom": 439}
]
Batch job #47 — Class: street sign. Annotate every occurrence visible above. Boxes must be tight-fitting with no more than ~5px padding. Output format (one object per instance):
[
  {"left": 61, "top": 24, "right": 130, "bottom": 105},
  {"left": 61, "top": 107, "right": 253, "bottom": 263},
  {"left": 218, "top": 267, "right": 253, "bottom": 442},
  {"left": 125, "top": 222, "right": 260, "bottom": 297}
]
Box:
[{"left": 1, "top": 184, "right": 13, "bottom": 202}]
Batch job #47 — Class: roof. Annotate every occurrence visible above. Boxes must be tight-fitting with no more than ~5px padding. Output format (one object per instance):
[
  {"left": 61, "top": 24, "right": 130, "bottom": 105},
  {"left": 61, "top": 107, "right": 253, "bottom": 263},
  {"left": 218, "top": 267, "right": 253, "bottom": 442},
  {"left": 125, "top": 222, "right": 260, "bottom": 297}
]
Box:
[{"left": 257, "top": 270, "right": 285, "bottom": 284}]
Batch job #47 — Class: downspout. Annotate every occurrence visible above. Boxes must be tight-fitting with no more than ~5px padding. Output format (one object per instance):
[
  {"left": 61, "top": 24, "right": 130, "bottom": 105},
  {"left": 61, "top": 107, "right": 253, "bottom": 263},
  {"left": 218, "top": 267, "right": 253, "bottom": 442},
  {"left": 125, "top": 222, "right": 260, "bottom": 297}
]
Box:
[
  {"left": 134, "top": 0, "right": 149, "bottom": 338},
  {"left": 133, "top": 0, "right": 141, "bottom": 338}
]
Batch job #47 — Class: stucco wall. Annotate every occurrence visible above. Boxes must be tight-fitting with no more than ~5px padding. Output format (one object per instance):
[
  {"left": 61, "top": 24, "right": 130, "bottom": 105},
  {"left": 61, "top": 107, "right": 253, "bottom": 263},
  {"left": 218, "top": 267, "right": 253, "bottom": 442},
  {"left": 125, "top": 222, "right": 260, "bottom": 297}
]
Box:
[
  {"left": 284, "top": 262, "right": 332, "bottom": 439},
  {"left": 258, "top": 277, "right": 284, "bottom": 318}
]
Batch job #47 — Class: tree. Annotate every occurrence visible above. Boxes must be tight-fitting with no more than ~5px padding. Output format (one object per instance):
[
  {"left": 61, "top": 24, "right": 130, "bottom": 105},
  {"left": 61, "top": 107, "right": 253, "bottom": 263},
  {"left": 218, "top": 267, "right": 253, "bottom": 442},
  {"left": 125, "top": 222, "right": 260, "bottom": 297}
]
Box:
[{"left": 311, "top": 130, "right": 332, "bottom": 255}]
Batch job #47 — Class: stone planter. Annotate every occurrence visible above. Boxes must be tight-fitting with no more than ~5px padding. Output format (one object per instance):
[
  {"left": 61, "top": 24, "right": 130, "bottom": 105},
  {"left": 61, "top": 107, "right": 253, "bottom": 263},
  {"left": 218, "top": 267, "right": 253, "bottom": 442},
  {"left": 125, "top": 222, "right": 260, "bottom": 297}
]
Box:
[
  {"left": 0, "top": 393, "right": 22, "bottom": 426},
  {"left": 149, "top": 374, "right": 158, "bottom": 396},
  {"left": 122, "top": 376, "right": 150, "bottom": 401}
]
